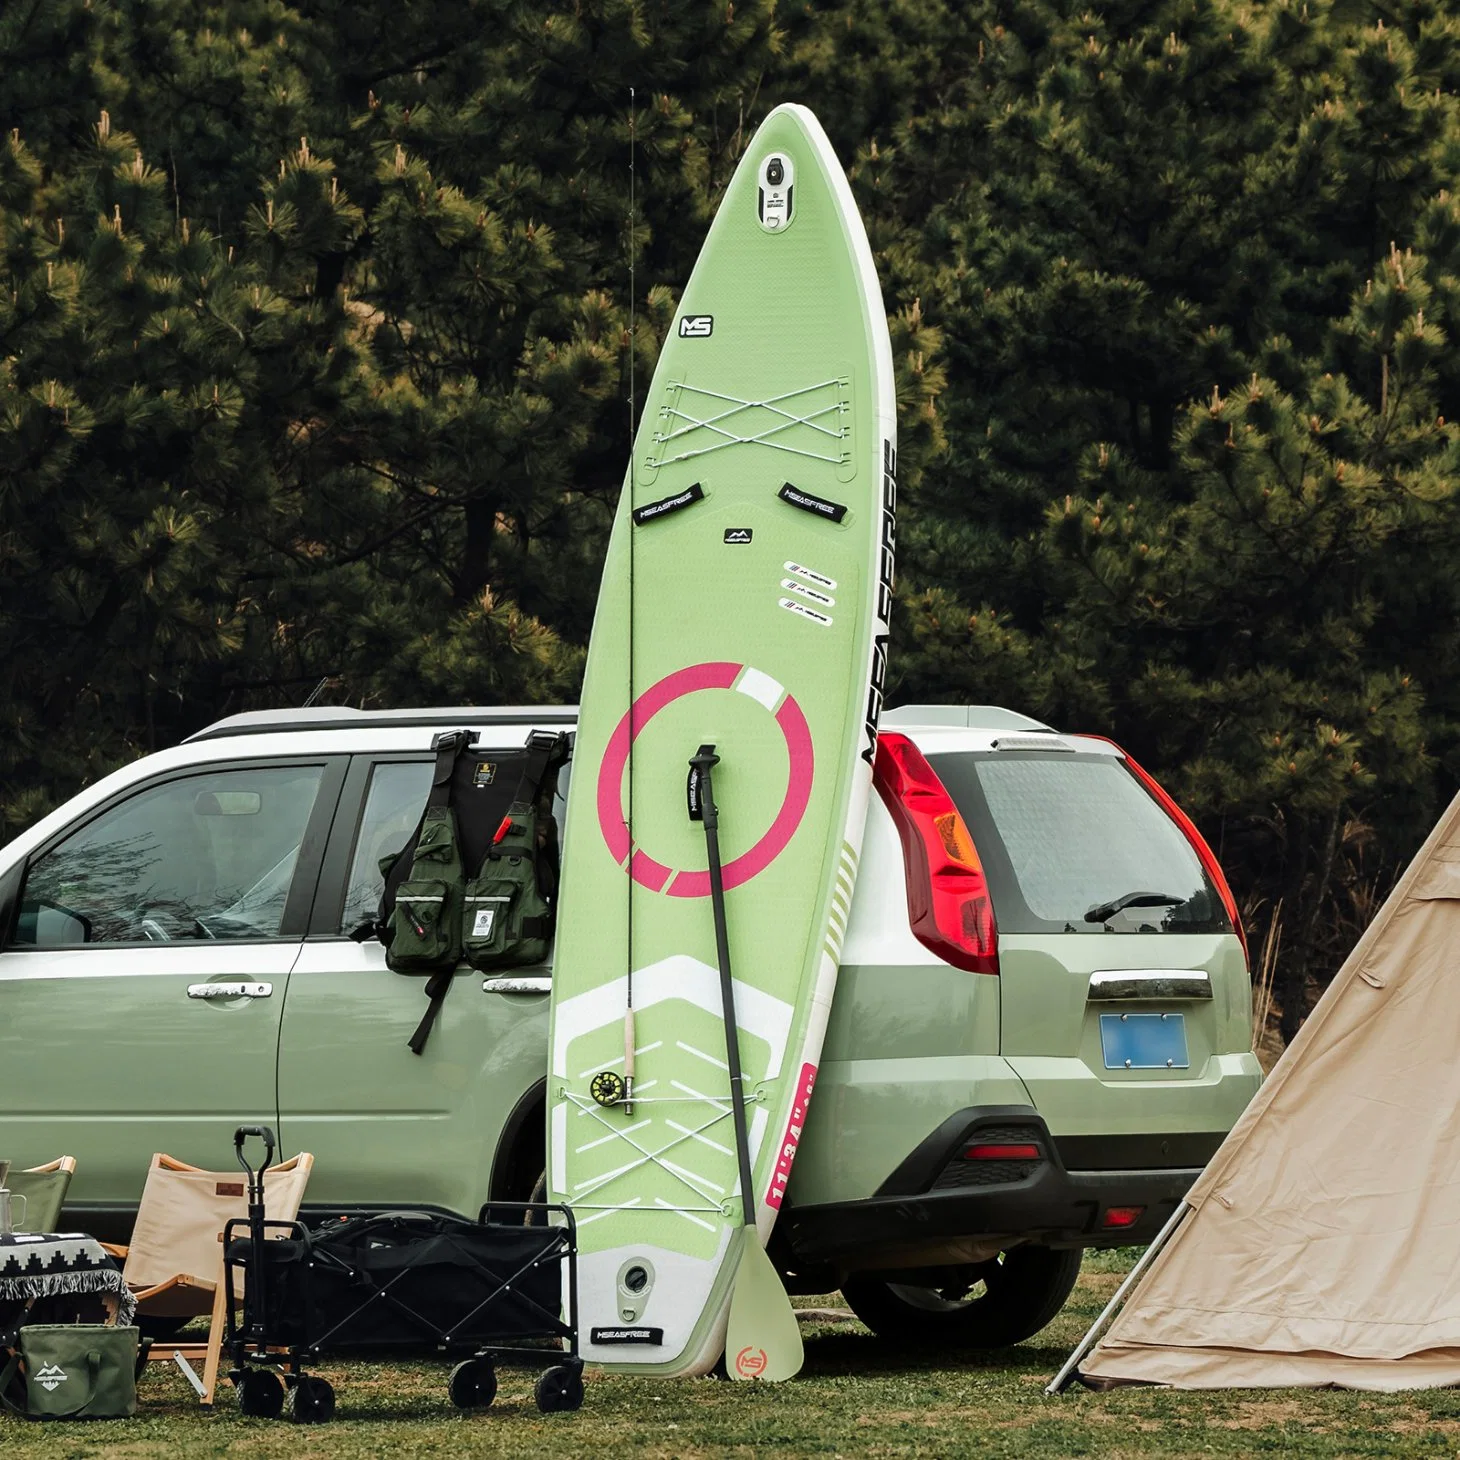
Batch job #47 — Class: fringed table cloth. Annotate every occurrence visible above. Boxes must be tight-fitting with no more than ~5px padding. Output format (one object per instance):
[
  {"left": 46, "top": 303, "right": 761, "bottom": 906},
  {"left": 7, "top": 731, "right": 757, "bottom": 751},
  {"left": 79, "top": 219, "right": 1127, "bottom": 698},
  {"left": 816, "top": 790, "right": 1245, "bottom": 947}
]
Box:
[{"left": 0, "top": 1233, "right": 135, "bottom": 1329}]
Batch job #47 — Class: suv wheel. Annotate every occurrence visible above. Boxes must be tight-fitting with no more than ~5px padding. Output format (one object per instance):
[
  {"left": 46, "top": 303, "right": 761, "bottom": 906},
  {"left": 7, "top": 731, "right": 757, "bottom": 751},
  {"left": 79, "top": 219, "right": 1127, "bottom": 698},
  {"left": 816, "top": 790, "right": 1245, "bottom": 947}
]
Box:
[{"left": 842, "top": 1245, "right": 1082, "bottom": 1349}]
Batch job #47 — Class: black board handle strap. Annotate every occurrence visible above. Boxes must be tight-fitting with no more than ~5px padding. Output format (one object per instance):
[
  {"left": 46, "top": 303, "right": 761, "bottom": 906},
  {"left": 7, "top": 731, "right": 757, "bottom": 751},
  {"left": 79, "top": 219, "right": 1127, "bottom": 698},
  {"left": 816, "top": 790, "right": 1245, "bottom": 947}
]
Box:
[
  {"left": 632, "top": 482, "right": 704, "bottom": 525},
  {"left": 778, "top": 482, "right": 847, "bottom": 523}
]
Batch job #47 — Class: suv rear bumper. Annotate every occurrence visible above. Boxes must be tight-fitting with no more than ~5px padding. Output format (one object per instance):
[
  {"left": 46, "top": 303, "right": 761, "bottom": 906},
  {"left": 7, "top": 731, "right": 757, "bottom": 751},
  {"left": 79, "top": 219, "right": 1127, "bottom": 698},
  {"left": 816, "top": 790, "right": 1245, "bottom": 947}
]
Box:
[{"left": 780, "top": 1106, "right": 1223, "bottom": 1264}]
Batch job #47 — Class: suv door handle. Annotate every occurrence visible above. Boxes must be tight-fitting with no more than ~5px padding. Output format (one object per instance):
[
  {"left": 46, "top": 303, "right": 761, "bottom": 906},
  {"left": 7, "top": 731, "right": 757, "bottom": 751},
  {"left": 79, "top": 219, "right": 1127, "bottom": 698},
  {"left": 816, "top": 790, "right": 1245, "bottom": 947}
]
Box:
[
  {"left": 1087, "top": 969, "right": 1211, "bottom": 1001},
  {"left": 481, "top": 976, "right": 551, "bottom": 996},
  {"left": 187, "top": 982, "right": 273, "bottom": 1000}
]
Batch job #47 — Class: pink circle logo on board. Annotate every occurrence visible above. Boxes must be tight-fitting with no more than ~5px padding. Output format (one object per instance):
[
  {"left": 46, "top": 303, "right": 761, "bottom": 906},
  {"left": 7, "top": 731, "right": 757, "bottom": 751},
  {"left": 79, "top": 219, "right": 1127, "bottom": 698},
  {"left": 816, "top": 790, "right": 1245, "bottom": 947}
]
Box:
[{"left": 595, "top": 661, "right": 814, "bottom": 897}]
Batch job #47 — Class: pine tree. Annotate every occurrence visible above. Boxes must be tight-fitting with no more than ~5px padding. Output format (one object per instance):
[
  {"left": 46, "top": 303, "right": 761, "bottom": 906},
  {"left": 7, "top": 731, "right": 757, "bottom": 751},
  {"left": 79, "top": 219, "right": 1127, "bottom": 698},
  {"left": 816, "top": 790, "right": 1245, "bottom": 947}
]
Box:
[
  {"left": 0, "top": 110, "right": 346, "bottom": 824},
  {"left": 8, "top": 0, "right": 1460, "bottom": 1044},
  {"left": 0, "top": 0, "right": 785, "bottom": 824},
  {"left": 791, "top": 0, "right": 1460, "bottom": 1031}
]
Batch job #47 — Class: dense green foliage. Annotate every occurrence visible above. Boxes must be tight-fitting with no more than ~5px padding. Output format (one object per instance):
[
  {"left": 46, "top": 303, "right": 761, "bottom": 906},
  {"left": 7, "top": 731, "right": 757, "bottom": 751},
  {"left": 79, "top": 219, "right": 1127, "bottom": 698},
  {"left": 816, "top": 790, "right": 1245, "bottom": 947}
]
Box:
[
  {"left": 4, "top": 0, "right": 1458, "bottom": 1034},
  {"left": 787, "top": 0, "right": 1460, "bottom": 1034}
]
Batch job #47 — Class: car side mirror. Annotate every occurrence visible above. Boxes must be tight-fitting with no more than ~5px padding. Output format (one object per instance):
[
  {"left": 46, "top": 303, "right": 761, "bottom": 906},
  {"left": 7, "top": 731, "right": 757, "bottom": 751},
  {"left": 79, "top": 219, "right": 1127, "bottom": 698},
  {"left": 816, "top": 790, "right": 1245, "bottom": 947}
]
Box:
[{"left": 16, "top": 900, "right": 92, "bottom": 947}]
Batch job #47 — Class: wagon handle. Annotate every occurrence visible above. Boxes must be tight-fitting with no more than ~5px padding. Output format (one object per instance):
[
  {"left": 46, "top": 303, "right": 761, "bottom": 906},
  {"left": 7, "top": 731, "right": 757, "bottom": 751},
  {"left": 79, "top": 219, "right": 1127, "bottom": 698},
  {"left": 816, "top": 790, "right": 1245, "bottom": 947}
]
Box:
[{"left": 233, "top": 1125, "right": 276, "bottom": 1200}]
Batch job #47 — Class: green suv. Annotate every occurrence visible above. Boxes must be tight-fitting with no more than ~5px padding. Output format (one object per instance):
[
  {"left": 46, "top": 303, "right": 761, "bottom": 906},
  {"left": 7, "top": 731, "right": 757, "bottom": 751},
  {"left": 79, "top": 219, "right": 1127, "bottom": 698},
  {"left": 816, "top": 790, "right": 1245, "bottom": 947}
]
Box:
[{"left": 0, "top": 702, "right": 1260, "bottom": 1348}]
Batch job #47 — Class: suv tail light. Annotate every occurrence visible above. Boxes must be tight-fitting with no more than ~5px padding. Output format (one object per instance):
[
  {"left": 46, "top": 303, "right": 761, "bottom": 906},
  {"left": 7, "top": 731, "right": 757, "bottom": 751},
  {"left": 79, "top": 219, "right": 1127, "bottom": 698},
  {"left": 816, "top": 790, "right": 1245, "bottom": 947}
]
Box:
[
  {"left": 963, "top": 1143, "right": 1040, "bottom": 1161},
  {"left": 1084, "top": 737, "right": 1248, "bottom": 960},
  {"left": 1102, "top": 1205, "right": 1145, "bottom": 1229},
  {"left": 873, "top": 733, "right": 998, "bottom": 974}
]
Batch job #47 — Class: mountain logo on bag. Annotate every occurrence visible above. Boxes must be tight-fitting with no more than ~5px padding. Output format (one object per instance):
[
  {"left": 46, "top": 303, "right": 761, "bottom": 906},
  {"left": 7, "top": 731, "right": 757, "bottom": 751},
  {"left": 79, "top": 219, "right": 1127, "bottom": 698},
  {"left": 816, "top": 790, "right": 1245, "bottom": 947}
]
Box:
[{"left": 34, "top": 1363, "right": 67, "bottom": 1392}]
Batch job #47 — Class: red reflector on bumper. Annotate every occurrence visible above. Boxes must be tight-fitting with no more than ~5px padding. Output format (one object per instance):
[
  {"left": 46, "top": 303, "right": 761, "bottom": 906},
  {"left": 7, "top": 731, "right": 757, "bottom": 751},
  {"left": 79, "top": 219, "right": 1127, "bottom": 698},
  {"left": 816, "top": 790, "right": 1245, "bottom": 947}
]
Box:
[
  {"left": 963, "top": 1143, "right": 1041, "bottom": 1161},
  {"left": 1102, "top": 1206, "right": 1145, "bottom": 1229}
]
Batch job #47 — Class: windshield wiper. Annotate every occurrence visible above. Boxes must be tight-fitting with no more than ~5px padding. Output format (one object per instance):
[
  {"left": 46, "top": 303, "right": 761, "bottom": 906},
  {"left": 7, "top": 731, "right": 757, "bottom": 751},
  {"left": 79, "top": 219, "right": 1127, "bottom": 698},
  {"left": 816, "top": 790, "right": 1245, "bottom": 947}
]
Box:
[{"left": 1084, "top": 890, "right": 1186, "bottom": 925}]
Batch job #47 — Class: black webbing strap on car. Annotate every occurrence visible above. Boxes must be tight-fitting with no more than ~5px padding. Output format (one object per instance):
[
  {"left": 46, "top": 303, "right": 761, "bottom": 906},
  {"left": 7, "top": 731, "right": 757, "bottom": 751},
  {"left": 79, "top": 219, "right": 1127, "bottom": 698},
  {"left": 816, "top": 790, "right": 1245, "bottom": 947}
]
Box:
[
  {"left": 505, "top": 731, "right": 560, "bottom": 820},
  {"left": 427, "top": 730, "right": 469, "bottom": 808},
  {"left": 407, "top": 974, "right": 451, "bottom": 1055},
  {"left": 406, "top": 730, "right": 476, "bottom": 1057},
  {"left": 485, "top": 730, "right": 566, "bottom": 942}
]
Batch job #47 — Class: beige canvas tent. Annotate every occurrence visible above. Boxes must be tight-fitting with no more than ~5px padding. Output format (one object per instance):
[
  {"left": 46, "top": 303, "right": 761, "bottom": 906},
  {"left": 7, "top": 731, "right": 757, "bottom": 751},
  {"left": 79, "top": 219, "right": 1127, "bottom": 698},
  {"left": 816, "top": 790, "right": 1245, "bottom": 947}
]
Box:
[{"left": 1055, "top": 789, "right": 1460, "bottom": 1392}]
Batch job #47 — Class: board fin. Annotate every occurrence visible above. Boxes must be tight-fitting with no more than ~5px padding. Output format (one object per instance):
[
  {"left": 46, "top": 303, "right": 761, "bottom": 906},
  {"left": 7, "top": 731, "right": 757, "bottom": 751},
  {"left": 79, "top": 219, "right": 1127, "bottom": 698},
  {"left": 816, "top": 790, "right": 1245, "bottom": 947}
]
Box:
[{"left": 725, "top": 1226, "right": 804, "bottom": 1382}]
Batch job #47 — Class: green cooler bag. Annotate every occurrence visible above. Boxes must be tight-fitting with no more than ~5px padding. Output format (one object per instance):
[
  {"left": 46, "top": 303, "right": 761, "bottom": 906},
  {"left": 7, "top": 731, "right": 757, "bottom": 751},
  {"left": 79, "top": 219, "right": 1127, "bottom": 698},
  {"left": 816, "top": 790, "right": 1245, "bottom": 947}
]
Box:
[{"left": 0, "top": 1325, "right": 139, "bottom": 1420}]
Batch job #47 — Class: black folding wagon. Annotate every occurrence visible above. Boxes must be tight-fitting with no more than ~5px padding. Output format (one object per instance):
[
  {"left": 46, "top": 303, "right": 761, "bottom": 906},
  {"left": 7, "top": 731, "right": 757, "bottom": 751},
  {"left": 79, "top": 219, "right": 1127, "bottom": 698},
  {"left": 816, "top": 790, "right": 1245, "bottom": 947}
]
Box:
[{"left": 222, "top": 1128, "right": 584, "bottom": 1423}]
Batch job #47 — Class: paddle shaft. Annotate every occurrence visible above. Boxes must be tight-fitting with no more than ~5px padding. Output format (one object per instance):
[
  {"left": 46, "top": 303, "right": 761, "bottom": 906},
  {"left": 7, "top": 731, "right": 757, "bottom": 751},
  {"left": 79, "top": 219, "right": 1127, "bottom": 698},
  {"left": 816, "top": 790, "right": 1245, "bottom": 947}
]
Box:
[
  {"left": 690, "top": 746, "right": 758, "bottom": 1226},
  {"left": 623, "top": 87, "right": 637, "bottom": 1116}
]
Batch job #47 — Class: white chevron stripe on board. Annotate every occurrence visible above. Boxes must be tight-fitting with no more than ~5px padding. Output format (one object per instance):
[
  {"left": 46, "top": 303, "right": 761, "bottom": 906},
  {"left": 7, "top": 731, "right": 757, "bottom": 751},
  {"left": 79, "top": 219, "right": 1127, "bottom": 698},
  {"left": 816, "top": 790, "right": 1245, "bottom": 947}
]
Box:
[{"left": 552, "top": 957, "right": 793, "bottom": 1082}]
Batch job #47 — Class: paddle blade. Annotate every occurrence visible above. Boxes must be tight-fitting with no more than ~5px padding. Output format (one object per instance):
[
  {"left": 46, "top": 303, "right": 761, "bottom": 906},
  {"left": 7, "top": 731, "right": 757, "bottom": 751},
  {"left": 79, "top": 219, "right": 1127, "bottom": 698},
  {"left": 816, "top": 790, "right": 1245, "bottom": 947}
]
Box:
[{"left": 725, "top": 1229, "right": 804, "bottom": 1381}]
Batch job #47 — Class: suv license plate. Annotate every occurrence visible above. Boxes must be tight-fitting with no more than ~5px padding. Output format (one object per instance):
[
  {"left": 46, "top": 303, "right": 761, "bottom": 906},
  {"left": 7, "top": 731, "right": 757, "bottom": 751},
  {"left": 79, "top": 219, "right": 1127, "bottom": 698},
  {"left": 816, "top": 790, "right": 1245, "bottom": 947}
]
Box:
[{"left": 1100, "top": 1013, "right": 1189, "bottom": 1070}]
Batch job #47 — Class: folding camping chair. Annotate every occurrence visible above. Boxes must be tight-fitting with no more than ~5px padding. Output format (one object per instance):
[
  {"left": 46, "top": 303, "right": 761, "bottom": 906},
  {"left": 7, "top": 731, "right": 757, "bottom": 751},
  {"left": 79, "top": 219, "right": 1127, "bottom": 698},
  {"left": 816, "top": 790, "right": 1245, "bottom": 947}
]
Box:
[
  {"left": 110, "top": 1149, "right": 313, "bottom": 1405},
  {"left": 5, "top": 1156, "right": 77, "bottom": 1234},
  {"left": 0, "top": 1158, "right": 81, "bottom": 1341}
]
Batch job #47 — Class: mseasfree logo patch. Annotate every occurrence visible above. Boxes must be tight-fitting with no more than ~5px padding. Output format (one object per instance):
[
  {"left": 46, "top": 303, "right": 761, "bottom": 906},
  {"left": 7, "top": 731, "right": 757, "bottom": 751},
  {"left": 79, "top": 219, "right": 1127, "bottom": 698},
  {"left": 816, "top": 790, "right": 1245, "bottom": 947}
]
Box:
[{"left": 34, "top": 1363, "right": 68, "bottom": 1393}]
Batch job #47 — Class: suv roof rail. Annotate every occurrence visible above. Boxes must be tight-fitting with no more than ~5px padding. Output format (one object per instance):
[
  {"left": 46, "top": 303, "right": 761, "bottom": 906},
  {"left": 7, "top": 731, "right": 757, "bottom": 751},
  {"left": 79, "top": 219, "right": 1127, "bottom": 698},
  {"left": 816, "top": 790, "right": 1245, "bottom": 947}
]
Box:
[
  {"left": 879, "top": 704, "right": 1055, "bottom": 732},
  {"left": 185, "top": 705, "right": 580, "bottom": 743}
]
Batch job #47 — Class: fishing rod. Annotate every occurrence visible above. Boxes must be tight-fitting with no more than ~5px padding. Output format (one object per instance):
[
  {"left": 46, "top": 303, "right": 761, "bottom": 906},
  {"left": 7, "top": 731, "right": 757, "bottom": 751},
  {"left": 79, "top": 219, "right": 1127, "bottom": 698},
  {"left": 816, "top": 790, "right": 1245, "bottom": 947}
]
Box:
[{"left": 623, "top": 86, "right": 637, "bottom": 1116}]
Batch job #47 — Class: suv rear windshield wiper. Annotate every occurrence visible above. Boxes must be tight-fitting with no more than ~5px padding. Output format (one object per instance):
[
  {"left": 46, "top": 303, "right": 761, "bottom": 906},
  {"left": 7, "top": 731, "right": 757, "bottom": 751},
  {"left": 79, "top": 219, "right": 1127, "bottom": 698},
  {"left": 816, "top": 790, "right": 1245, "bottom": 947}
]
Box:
[{"left": 1084, "top": 890, "right": 1186, "bottom": 925}]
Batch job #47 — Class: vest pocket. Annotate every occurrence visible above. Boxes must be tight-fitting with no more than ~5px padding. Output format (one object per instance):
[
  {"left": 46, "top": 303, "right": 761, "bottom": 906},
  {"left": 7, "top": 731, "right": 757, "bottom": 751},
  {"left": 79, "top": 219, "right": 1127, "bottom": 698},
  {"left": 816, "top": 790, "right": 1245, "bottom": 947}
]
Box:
[
  {"left": 389, "top": 878, "right": 458, "bottom": 970},
  {"left": 463, "top": 856, "right": 553, "bottom": 970},
  {"left": 412, "top": 809, "right": 458, "bottom": 863},
  {"left": 463, "top": 879, "right": 516, "bottom": 966}
]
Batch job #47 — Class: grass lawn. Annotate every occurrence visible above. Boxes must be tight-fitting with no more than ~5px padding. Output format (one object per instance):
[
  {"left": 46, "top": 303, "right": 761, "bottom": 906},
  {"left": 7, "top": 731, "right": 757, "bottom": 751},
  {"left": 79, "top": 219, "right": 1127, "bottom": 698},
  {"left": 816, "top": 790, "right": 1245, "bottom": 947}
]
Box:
[{"left": 5, "top": 1250, "right": 1460, "bottom": 1457}]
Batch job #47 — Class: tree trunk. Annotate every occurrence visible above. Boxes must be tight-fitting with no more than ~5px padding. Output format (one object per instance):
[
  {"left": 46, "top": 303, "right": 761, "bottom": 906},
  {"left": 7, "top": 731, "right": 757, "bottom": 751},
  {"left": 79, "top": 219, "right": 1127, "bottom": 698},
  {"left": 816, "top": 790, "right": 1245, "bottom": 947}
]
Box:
[{"left": 452, "top": 497, "right": 498, "bottom": 606}]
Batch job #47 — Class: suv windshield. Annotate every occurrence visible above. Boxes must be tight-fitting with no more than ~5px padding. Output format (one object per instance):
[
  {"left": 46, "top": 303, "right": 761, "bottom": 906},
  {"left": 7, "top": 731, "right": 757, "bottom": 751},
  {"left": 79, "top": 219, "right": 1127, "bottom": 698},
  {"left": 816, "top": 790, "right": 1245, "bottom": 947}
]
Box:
[{"left": 928, "top": 751, "right": 1230, "bottom": 936}]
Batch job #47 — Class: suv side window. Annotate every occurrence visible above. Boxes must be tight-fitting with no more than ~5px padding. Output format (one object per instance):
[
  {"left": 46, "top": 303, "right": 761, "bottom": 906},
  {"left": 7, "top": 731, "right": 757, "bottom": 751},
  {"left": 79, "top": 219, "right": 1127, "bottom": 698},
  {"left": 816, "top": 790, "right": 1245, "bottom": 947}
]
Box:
[
  {"left": 339, "top": 761, "right": 434, "bottom": 933},
  {"left": 14, "top": 764, "right": 326, "bottom": 947}
]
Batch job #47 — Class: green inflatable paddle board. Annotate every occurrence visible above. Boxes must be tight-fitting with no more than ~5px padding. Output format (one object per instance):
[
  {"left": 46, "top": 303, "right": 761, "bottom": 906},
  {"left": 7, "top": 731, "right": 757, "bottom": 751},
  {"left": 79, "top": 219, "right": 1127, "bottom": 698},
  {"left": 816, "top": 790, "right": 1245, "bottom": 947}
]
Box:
[{"left": 548, "top": 103, "right": 895, "bottom": 1378}]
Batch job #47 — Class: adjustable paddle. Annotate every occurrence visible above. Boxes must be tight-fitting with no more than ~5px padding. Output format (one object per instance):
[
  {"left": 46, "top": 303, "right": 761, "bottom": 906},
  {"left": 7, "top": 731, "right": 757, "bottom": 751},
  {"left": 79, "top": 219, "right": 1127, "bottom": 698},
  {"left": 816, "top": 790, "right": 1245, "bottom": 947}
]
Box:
[{"left": 688, "top": 745, "right": 804, "bottom": 1382}]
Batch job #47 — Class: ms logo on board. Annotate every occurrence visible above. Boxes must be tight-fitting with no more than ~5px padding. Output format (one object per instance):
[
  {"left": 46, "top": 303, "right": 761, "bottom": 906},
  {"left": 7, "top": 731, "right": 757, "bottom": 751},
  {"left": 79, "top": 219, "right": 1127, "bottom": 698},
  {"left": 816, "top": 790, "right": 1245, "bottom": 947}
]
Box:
[
  {"left": 34, "top": 1363, "right": 68, "bottom": 1392},
  {"left": 679, "top": 315, "right": 713, "bottom": 337},
  {"left": 734, "top": 1346, "right": 768, "bottom": 1379}
]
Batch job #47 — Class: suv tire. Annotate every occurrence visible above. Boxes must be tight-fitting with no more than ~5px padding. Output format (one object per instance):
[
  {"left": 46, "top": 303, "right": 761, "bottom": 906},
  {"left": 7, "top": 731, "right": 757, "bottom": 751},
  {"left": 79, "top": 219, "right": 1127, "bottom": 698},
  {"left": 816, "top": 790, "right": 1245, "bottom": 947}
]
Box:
[{"left": 842, "top": 1245, "right": 1082, "bottom": 1349}]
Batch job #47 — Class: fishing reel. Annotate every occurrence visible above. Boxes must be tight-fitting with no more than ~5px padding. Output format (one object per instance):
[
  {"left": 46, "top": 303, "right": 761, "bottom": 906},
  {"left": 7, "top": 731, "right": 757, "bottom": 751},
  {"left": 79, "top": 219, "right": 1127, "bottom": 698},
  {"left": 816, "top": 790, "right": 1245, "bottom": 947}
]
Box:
[{"left": 590, "top": 1071, "right": 627, "bottom": 1107}]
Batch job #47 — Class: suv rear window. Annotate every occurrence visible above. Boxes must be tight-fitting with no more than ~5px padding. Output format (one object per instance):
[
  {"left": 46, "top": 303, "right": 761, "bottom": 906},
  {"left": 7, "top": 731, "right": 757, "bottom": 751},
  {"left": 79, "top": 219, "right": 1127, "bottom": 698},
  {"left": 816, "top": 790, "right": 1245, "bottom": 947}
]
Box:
[{"left": 928, "top": 751, "right": 1230, "bottom": 936}]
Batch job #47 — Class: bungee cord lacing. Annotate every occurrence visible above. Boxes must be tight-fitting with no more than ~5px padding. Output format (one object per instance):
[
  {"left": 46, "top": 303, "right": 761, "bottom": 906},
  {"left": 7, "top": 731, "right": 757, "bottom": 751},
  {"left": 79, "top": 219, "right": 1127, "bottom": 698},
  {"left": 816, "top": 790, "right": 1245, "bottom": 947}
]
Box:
[
  {"left": 649, "top": 379, "right": 849, "bottom": 468},
  {"left": 561, "top": 1086, "right": 751, "bottom": 1215}
]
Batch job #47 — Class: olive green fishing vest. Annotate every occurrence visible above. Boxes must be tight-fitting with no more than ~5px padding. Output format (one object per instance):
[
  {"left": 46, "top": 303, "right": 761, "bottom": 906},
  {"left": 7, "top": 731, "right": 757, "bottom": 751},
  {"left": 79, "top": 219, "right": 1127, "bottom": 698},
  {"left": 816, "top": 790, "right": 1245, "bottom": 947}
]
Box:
[{"left": 372, "top": 728, "right": 569, "bottom": 1053}]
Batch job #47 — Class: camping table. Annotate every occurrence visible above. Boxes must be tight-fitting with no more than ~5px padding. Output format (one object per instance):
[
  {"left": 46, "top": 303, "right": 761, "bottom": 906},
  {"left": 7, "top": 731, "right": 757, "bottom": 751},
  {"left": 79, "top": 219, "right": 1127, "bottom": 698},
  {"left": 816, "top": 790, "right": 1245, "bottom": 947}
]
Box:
[{"left": 0, "top": 1232, "right": 136, "bottom": 1333}]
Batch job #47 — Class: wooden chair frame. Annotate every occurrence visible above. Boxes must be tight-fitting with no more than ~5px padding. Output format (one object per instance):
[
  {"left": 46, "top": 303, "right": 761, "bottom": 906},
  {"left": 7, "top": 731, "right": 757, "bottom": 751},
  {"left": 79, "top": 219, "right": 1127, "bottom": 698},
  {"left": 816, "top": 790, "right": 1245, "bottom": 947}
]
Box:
[
  {"left": 21, "top": 1156, "right": 78, "bottom": 1176},
  {"left": 109, "top": 1151, "right": 314, "bottom": 1406}
]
